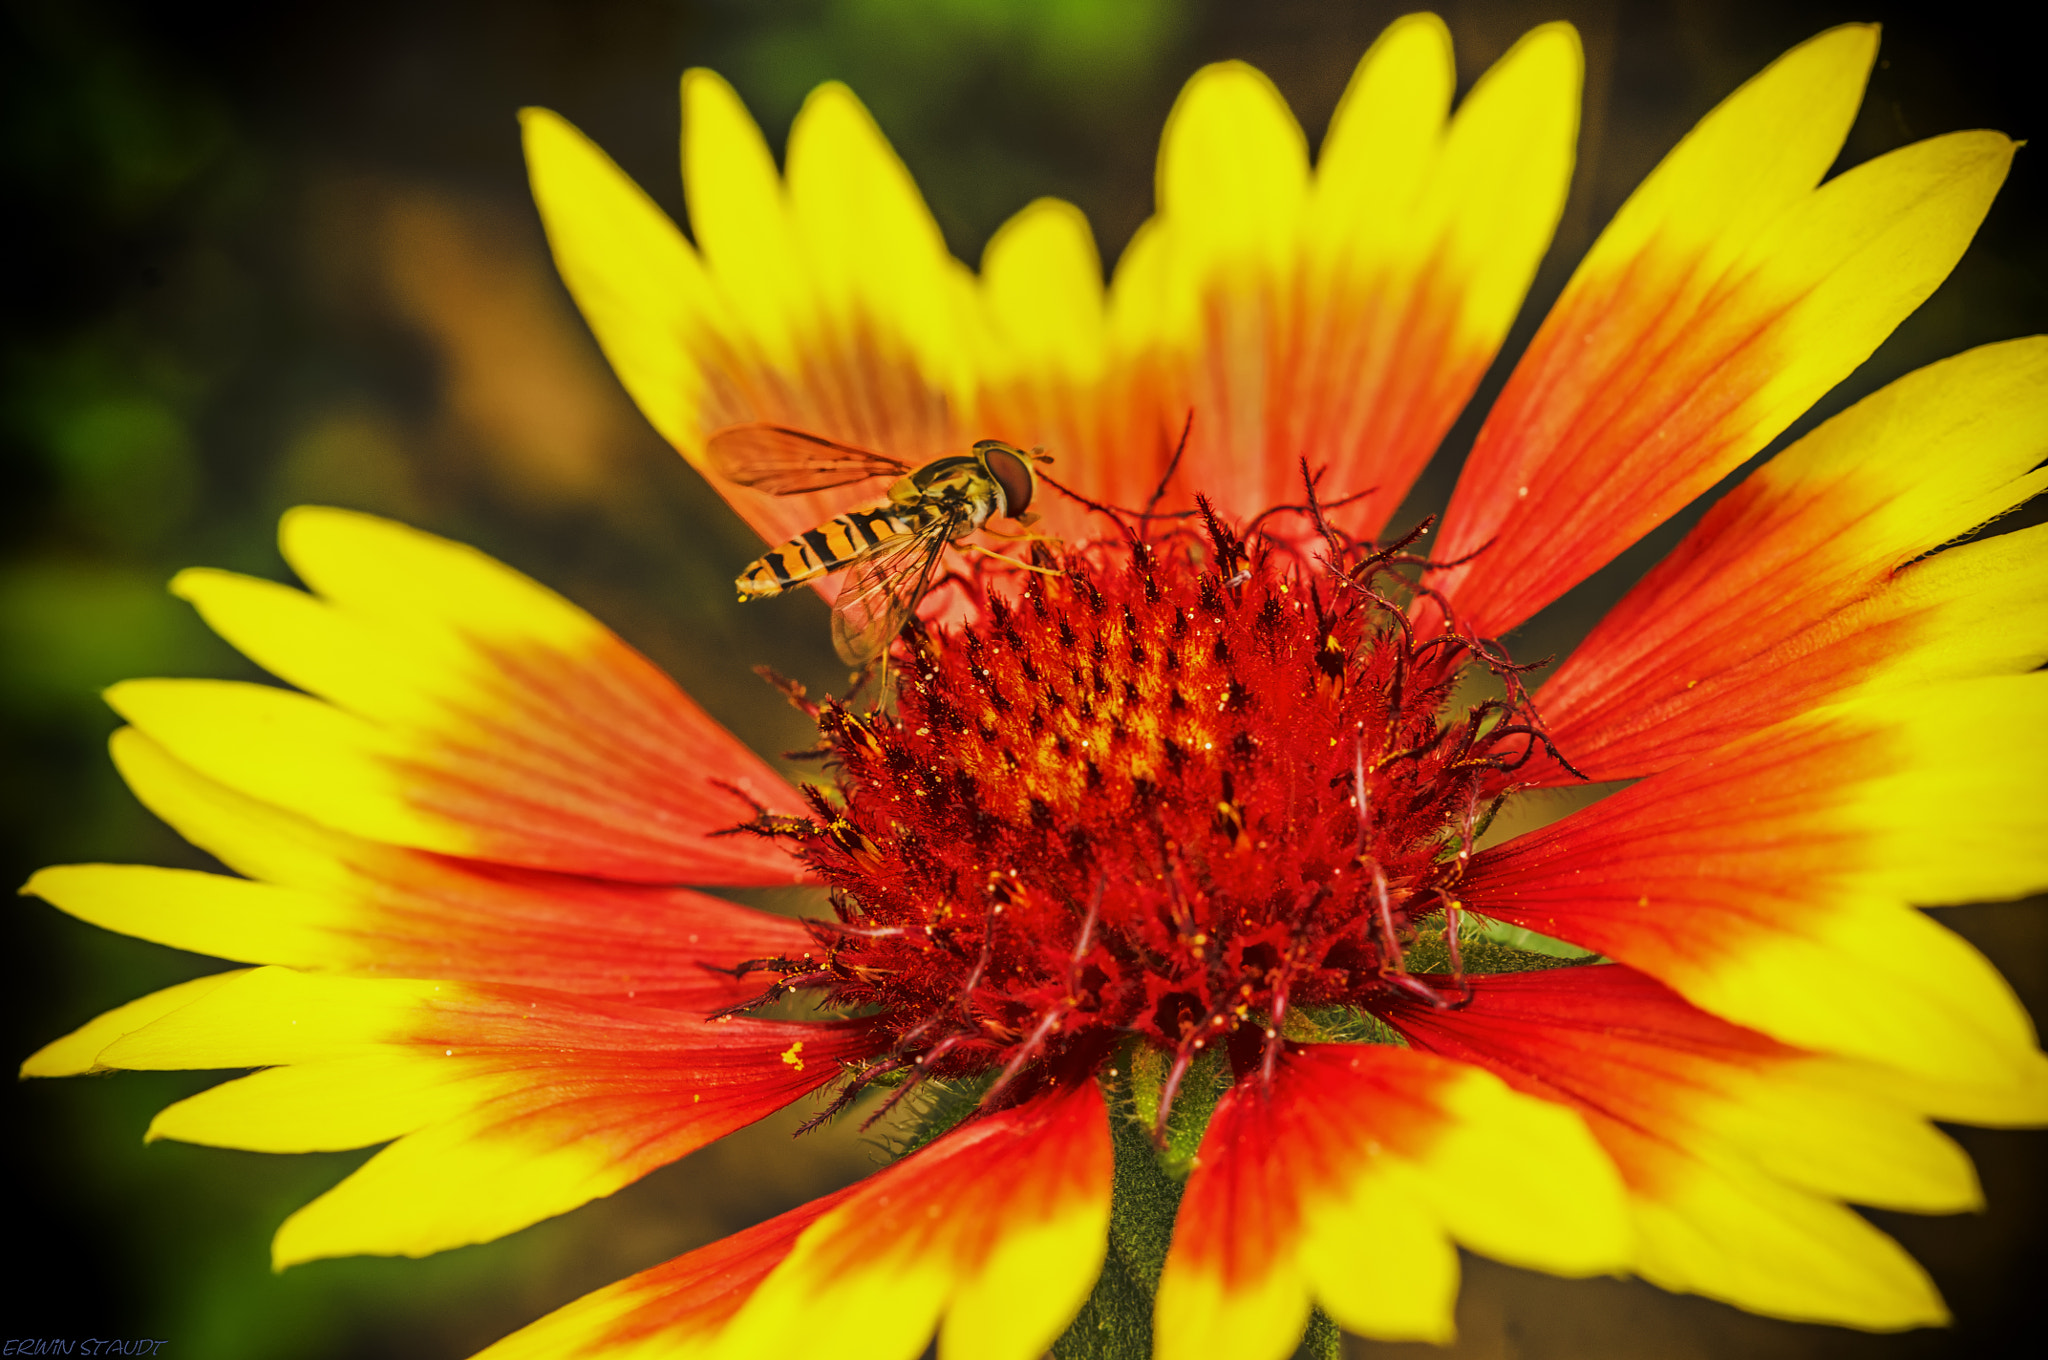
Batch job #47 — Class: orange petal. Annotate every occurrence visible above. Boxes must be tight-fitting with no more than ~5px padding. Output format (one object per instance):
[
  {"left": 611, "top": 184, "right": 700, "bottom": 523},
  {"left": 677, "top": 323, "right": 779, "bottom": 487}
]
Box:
[
  {"left": 1431, "top": 26, "right": 2013, "bottom": 635},
  {"left": 541, "top": 77, "right": 1090, "bottom": 581},
  {"left": 472, "top": 1189, "right": 854, "bottom": 1359},
  {"left": 1155, "top": 1044, "right": 1626, "bottom": 1358},
  {"left": 91, "top": 965, "right": 882, "bottom": 1263},
  {"left": 534, "top": 26, "right": 1581, "bottom": 558},
  {"left": 1460, "top": 675, "right": 2048, "bottom": 1092},
  {"left": 714, "top": 1081, "right": 1112, "bottom": 1360},
  {"left": 1391, "top": 967, "right": 1971, "bottom": 1327},
  {"left": 1097, "top": 18, "right": 1581, "bottom": 537},
  {"left": 1526, "top": 337, "right": 2048, "bottom": 784},
  {"left": 113, "top": 508, "right": 806, "bottom": 885},
  {"left": 25, "top": 730, "right": 812, "bottom": 1007},
  {"left": 681, "top": 72, "right": 968, "bottom": 551}
]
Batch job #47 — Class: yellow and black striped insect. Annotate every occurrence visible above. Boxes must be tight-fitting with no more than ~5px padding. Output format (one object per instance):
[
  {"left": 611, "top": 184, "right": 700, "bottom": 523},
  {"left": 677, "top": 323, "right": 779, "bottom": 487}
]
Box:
[{"left": 706, "top": 423, "right": 1048, "bottom": 665}]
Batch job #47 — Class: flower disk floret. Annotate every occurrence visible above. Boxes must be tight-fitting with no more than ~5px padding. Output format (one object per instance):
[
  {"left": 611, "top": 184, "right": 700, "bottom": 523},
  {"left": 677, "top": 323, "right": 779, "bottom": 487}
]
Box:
[{"left": 756, "top": 514, "right": 1557, "bottom": 1133}]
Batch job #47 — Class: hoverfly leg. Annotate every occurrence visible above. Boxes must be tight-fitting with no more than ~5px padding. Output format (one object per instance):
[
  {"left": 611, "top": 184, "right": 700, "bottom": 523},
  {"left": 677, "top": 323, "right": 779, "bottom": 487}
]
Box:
[{"left": 962, "top": 541, "right": 1064, "bottom": 579}]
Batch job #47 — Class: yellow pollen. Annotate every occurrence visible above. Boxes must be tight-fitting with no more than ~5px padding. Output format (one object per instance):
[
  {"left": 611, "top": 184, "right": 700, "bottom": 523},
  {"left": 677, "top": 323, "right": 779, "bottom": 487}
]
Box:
[{"left": 780, "top": 1041, "right": 806, "bottom": 1072}]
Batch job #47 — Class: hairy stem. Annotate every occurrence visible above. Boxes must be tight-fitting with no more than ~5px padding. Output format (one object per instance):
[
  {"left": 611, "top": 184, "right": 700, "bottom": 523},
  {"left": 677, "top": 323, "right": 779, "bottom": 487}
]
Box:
[{"left": 1051, "top": 1069, "right": 1339, "bottom": 1360}]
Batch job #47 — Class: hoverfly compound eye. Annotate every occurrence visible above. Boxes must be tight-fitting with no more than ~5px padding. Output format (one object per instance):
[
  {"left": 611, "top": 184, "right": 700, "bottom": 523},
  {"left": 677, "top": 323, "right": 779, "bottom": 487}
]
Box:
[{"left": 980, "top": 442, "right": 1034, "bottom": 518}]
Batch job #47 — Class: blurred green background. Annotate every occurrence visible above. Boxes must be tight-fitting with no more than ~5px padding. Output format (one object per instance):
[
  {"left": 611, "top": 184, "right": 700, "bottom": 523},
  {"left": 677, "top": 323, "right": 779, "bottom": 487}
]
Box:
[{"left": 2, "top": 0, "right": 2041, "bottom": 1356}]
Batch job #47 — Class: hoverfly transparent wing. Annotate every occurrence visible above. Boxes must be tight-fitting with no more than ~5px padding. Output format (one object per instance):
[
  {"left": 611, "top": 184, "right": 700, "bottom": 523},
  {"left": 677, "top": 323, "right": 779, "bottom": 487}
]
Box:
[
  {"left": 828, "top": 507, "right": 964, "bottom": 665},
  {"left": 704, "top": 423, "right": 910, "bottom": 495}
]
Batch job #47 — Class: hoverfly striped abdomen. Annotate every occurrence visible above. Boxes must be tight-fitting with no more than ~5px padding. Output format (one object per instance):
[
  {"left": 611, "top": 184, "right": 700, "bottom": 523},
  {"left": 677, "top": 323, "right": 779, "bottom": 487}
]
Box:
[{"left": 736, "top": 503, "right": 917, "bottom": 599}]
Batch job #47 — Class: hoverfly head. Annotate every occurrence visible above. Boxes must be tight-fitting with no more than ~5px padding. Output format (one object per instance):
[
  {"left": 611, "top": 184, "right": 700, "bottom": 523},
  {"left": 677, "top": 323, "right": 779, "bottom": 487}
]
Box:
[{"left": 976, "top": 440, "right": 1038, "bottom": 519}]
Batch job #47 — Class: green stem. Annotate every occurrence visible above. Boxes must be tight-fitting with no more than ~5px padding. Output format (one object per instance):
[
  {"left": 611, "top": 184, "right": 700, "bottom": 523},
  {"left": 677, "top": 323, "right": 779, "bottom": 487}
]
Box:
[{"left": 1051, "top": 1068, "right": 1340, "bottom": 1360}]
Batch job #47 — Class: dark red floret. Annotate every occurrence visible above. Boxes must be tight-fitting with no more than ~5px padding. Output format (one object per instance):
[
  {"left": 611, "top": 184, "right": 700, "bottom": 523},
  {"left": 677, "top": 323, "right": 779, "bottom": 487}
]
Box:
[{"left": 755, "top": 515, "right": 1558, "bottom": 1130}]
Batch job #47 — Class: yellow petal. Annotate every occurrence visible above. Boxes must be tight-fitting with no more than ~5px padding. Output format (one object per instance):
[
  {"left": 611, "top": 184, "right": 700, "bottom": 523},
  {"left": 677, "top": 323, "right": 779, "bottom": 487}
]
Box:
[
  {"left": 1391, "top": 967, "right": 1986, "bottom": 1328},
  {"left": 713, "top": 1085, "right": 1110, "bottom": 1360},
  {"left": 681, "top": 67, "right": 803, "bottom": 366},
  {"left": 1594, "top": 24, "right": 1878, "bottom": 271},
  {"left": 1746, "top": 129, "right": 2016, "bottom": 424},
  {"left": 85, "top": 728, "right": 813, "bottom": 1006},
  {"left": 1631, "top": 1148, "right": 1948, "bottom": 1329},
  {"left": 1535, "top": 336, "right": 2048, "bottom": 782},
  {"left": 98, "top": 967, "right": 427, "bottom": 1068},
  {"left": 122, "top": 508, "right": 807, "bottom": 885},
  {"left": 19, "top": 971, "right": 250, "bottom": 1077},
  {"left": 1301, "top": 1169, "right": 1459, "bottom": 1346},
  {"left": 107, "top": 679, "right": 437, "bottom": 853},
  {"left": 1435, "top": 26, "right": 2014, "bottom": 634},
  {"left": 979, "top": 197, "right": 1107, "bottom": 388},
  {"left": 522, "top": 105, "right": 717, "bottom": 449},
  {"left": 1312, "top": 13, "right": 1455, "bottom": 242},
  {"left": 785, "top": 82, "right": 972, "bottom": 404},
  {"left": 26, "top": 863, "right": 351, "bottom": 969},
  {"left": 1157, "top": 61, "right": 1309, "bottom": 279},
  {"left": 1103, "top": 20, "right": 1581, "bottom": 538},
  {"left": 1388, "top": 20, "right": 1580, "bottom": 361},
  {"left": 147, "top": 1053, "right": 490, "bottom": 1151},
  {"left": 88, "top": 966, "right": 873, "bottom": 1264},
  {"left": 1157, "top": 1045, "right": 1627, "bottom": 1357},
  {"left": 471, "top": 1194, "right": 846, "bottom": 1359},
  {"left": 1712, "top": 1057, "right": 1981, "bottom": 1213},
  {"left": 1465, "top": 674, "right": 2048, "bottom": 1089},
  {"left": 111, "top": 724, "right": 357, "bottom": 890}
]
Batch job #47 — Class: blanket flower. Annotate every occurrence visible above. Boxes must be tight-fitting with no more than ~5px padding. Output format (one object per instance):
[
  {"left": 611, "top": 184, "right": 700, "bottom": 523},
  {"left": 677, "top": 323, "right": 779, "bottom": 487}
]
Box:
[{"left": 25, "top": 15, "right": 2048, "bottom": 1360}]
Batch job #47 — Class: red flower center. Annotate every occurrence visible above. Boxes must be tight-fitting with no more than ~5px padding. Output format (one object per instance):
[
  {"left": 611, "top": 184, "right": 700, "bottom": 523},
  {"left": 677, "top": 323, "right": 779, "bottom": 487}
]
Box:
[{"left": 754, "top": 510, "right": 1560, "bottom": 1125}]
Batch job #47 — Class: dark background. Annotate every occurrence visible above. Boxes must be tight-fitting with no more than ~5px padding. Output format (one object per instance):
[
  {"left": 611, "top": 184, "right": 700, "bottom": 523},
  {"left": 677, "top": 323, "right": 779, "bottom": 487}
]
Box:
[{"left": 2, "top": 1, "right": 2042, "bottom": 1356}]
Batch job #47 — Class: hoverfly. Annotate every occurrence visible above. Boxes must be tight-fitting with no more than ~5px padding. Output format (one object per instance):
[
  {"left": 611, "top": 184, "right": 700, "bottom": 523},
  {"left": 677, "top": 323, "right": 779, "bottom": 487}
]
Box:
[{"left": 707, "top": 423, "right": 1050, "bottom": 665}]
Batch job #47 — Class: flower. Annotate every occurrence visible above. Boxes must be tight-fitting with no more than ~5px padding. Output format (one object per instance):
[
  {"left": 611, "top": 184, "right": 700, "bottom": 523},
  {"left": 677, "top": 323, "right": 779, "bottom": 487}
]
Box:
[{"left": 22, "top": 13, "right": 2048, "bottom": 1360}]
